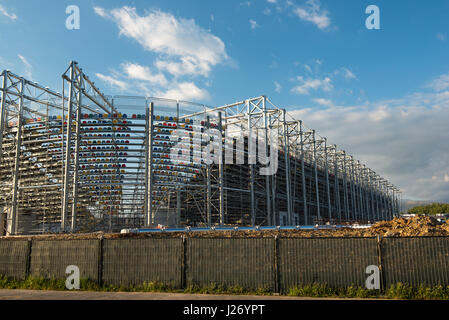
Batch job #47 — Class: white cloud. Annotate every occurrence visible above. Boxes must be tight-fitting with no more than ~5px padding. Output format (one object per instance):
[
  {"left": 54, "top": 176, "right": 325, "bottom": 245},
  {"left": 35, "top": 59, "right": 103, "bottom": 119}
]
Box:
[
  {"left": 289, "top": 81, "right": 449, "bottom": 201},
  {"left": 122, "top": 62, "right": 167, "bottom": 86},
  {"left": 240, "top": 1, "right": 251, "bottom": 7},
  {"left": 313, "top": 98, "right": 333, "bottom": 107},
  {"left": 0, "top": 4, "right": 17, "bottom": 21},
  {"left": 291, "top": 76, "right": 333, "bottom": 95},
  {"left": 437, "top": 33, "right": 446, "bottom": 41},
  {"left": 93, "top": 6, "right": 107, "bottom": 18},
  {"left": 263, "top": 8, "right": 272, "bottom": 15},
  {"left": 249, "top": 19, "right": 259, "bottom": 30},
  {"left": 95, "top": 7, "right": 229, "bottom": 78},
  {"left": 267, "top": 0, "right": 277, "bottom": 3},
  {"left": 18, "top": 54, "right": 32, "bottom": 79},
  {"left": 444, "top": 174, "right": 449, "bottom": 183},
  {"left": 274, "top": 81, "right": 281, "bottom": 93},
  {"left": 95, "top": 73, "right": 127, "bottom": 91},
  {"left": 157, "top": 82, "right": 210, "bottom": 101},
  {"left": 337, "top": 67, "right": 357, "bottom": 80},
  {"left": 293, "top": 0, "right": 331, "bottom": 30},
  {"left": 94, "top": 6, "right": 233, "bottom": 102},
  {"left": 427, "top": 72, "right": 449, "bottom": 91}
]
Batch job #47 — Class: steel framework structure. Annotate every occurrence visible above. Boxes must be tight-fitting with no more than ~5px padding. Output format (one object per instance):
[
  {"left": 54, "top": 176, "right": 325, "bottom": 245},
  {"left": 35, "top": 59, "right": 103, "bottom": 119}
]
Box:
[{"left": 0, "top": 62, "right": 401, "bottom": 235}]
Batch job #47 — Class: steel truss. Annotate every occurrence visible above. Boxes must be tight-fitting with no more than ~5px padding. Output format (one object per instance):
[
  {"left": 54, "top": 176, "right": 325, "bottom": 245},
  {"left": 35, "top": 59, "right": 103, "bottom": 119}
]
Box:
[{"left": 0, "top": 62, "right": 401, "bottom": 235}]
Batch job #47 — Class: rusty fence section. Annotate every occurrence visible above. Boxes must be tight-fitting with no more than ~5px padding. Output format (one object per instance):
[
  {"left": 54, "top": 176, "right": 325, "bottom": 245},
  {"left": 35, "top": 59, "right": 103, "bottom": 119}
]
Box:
[{"left": 0, "top": 236, "right": 448, "bottom": 290}]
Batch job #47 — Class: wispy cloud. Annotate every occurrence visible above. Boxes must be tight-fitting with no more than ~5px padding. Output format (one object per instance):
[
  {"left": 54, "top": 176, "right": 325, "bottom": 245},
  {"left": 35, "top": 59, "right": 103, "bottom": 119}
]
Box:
[
  {"left": 293, "top": 0, "right": 331, "bottom": 30},
  {"left": 18, "top": 54, "right": 32, "bottom": 79},
  {"left": 0, "top": 4, "right": 17, "bottom": 21},
  {"left": 95, "top": 6, "right": 231, "bottom": 101},
  {"left": 95, "top": 73, "right": 127, "bottom": 91},
  {"left": 249, "top": 19, "right": 259, "bottom": 30},
  {"left": 94, "top": 6, "right": 233, "bottom": 100},
  {"left": 437, "top": 33, "right": 446, "bottom": 41},
  {"left": 313, "top": 98, "right": 333, "bottom": 107},
  {"left": 427, "top": 72, "right": 449, "bottom": 91},
  {"left": 156, "top": 82, "right": 210, "bottom": 101},
  {"left": 274, "top": 81, "right": 281, "bottom": 93},
  {"left": 291, "top": 76, "right": 332, "bottom": 95},
  {"left": 335, "top": 67, "right": 357, "bottom": 80},
  {"left": 93, "top": 7, "right": 107, "bottom": 18},
  {"left": 121, "top": 62, "right": 168, "bottom": 86},
  {"left": 95, "top": 7, "right": 229, "bottom": 78},
  {"left": 289, "top": 79, "right": 449, "bottom": 201}
]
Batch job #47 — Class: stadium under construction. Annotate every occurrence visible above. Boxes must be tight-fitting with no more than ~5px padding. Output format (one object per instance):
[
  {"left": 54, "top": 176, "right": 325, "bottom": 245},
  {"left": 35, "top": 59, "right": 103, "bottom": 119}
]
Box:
[{"left": 0, "top": 61, "right": 401, "bottom": 235}]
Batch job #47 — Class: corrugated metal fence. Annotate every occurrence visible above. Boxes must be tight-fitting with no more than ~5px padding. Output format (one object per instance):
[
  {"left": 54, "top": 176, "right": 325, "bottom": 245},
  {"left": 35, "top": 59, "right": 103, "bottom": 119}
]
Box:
[{"left": 0, "top": 236, "right": 448, "bottom": 292}]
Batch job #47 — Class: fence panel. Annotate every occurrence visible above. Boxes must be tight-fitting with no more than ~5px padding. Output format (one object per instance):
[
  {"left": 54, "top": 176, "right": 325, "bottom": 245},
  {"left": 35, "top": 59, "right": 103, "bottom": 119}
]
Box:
[
  {"left": 0, "top": 240, "right": 29, "bottom": 279},
  {"left": 30, "top": 240, "right": 99, "bottom": 280},
  {"left": 382, "top": 237, "right": 449, "bottom": 287},
  {"left": 102, "top": 238, "right": 182, "bottom": 288},
  {"left": 279, "top": 237, "right": 378, "bottom": 291},
  {"left": 186, "top": 238, "right": 275, "bottom": 291}
]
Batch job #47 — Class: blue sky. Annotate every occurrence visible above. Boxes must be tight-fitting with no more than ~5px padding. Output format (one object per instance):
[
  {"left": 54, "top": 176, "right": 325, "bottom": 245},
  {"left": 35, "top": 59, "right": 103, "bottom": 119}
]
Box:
[{"left": 1, "top": 0, "right": 449, "bottom": 202}]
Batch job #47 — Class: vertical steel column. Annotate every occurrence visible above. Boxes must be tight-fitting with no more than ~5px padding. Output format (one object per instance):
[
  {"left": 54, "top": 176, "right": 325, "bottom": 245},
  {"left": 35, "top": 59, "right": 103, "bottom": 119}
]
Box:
[
  {"left": 380, "top": 181, "right": 386, "bottom": 220},
  {"left": 324, "top": 138, "right": 331, "bottom": 221},
  {"left": 390, "top": 185, "right": 394, "bottom": 219},
  {"left": 218, "top": 112, "right": 225, "bottom": 226},
  {"left": 312, "top": 130, "right": 320, "bottom": 222},
  {"left": 247, "top": 102, "right": 256, "bottom": 226},
  {"left": 0, "top": 71, "right": 7, "bottom": 159},
  {"left": 146, "top": 102, "right": 154, "bottom": 226},
  {"left": 342, "top": 152, "right": 349, "bottom": 220},
  {"left": 333, "top": 146, "right": 341, "bottom": 221},
  {"left": 270, "top": 114, "right": 277, "bottom": 225},
  {"left": 61, "top": 62, "right": 76, "bottom": 232},
  {"left": 369, "top": 171, "right": 375, "bottom": 222},
  {"left": 350, "top": 157, "right": 357, "bottom": 220},
  {"left": 357, "top": 162, "right": 364, "bottom": 221},
  {"left": 206, "top": 115, "right": 212, "bottom": 227},
  {"left": 176, "top": 102, "right": 181, "bottom": 226},
  {"left": 283, "top": 110, "right": 292, "bottom": 225},
  {"left": 7, "top": 78, "right": 25, "bottom": 235},
  {"left": 363, "top": 168, "right": 370, "bottom": 221},
  {"left": 70, "top": 71, "right": 83, "bottom": 232},
  {"left": 375, "top": 177, "right": 381, "bottom": 221},
  {"left": 300, "top": 121, "right": 308, "bottom": 225},
  {"left": 262, "top": 97, "right": 272, "bottom": 225},
  {"left": 144, "top": 105, "right": 150, "bottom": 226}
]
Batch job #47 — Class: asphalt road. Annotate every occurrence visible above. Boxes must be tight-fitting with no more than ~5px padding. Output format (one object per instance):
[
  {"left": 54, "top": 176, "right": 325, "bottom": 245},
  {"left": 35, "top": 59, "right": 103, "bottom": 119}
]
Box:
[{"left": 0, "top": 289, "right": 366, "bottom": 300}]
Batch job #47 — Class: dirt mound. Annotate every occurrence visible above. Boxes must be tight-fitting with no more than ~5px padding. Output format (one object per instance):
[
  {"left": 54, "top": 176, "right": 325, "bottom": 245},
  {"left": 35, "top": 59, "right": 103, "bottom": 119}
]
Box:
[
  {"left": 3, "top": 215, "right": 449, "bottom": 240},
  {"left": 360, "top": 215, "right": 449, "bottom": 237}
]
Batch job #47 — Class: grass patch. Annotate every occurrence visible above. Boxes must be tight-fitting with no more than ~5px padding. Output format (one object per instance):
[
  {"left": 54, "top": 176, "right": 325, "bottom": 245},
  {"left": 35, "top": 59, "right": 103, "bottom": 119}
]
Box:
[
  {"left": 385, "top": 283, "right": 449, "bottom": 300},
  {"left": 287, "top": 283, "right": 378, "bottom": 299},
  {"left": 1, "top": 276, "right": 448, "bottom": 299},
  {"left": 287, "top": 283, "right": 449, "bottom": 300}
]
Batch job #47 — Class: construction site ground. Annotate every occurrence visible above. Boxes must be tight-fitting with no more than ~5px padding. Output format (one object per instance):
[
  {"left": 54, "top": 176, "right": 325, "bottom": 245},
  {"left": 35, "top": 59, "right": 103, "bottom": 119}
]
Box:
[{"left": 3, "top": 215, "right": 449, "bottom": 240}]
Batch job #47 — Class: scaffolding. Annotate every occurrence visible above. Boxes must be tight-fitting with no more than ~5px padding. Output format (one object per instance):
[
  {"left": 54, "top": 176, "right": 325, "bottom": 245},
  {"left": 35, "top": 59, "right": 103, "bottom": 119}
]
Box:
[{"left": 0, "top": 62, "right": 401, "bottom": 235}]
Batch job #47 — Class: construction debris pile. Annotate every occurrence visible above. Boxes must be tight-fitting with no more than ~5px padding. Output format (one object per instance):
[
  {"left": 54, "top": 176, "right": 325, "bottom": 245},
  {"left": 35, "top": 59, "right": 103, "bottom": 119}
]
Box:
[{"left": 2, "top": 215, "right": 449, "bottom": 240}]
